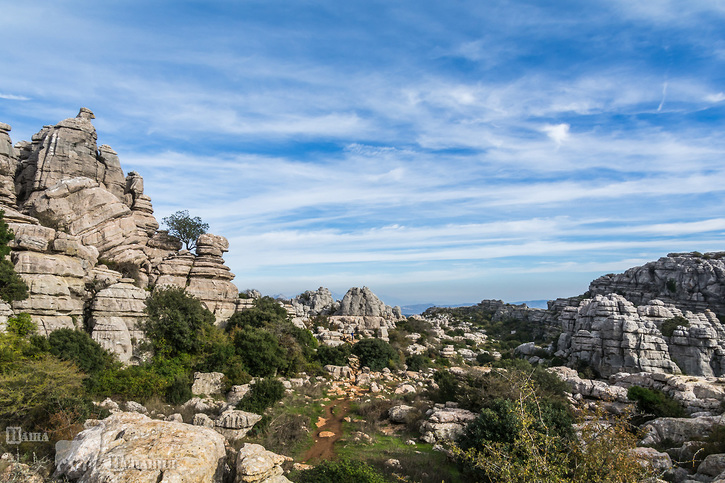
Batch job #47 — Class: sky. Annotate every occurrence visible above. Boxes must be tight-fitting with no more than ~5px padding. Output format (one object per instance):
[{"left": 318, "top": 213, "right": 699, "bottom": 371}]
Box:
[{"left": 1, "top": 1, "right": 725, "bottom": 308}]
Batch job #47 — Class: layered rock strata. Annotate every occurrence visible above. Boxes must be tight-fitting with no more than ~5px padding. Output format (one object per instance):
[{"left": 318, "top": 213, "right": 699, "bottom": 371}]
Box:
[
  {"left": 556, "top": 294, "right": 725, "bottom": 377},
  {"left": 589, "top": 252, "right": 725, "bottom": 315},
  {"left": 0, "top": 109, "right": 241, "bottom": 352}
]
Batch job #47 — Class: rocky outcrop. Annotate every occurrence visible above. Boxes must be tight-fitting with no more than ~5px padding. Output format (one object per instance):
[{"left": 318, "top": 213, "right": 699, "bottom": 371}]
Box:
[
  {"left": 235, "top": 443, "right": 290, "bottom": 483},
  {"left": 215, "top": 409, "right": 263, "bottom": 441},
  {"left": 589, "top": 252, "right": 725, "bottom": 315},
  {"left": 291, "top": 287, "right": 337, "bottom": 318},
  {"left": 0, "top": 109, "right": 243, "bottom": 344},
  {"left": 90, "top": 280, "right": 148, "bottom": 363},
  {"left": 54, "top": 411, "right": 227, "bottom": 482},
  {"left": 337, "top": 286, "right": 402, "bottom": 319},
  {"left": 419, "top": 404, "right": 477, "bottom": 443},
  {"left": 556, "top": 294, "right": 725, "bottom": 377},
  {"left": 192, "top": 371, "right": 225, "bottom": 396}
]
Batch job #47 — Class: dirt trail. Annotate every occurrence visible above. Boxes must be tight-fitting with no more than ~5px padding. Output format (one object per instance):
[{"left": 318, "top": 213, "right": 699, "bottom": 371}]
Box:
[{"left": 303, "top": 398, "right": 351, "bottom": 462}]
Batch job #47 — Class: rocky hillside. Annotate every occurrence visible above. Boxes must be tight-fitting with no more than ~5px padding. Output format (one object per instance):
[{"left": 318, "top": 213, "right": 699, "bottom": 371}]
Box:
[
  {"left": 590, "top": 252, "right": 725, "bottom": 315},
  {"left": 0, "top": 109, "right": 240, "bottom": 362}
]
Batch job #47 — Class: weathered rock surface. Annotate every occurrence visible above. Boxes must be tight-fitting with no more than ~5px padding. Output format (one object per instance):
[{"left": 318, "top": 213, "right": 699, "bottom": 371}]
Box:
[
  {"left": 215, "top": 409, "right": 263, "bottom": 441},
  {"left": 235, "top": 443, "right": 290, "bottom": 483},
  {"left": 291, "top": 287, "right": 338, "bottom": 318},
  {"left": 589, "top": 252, "right": 725, "bottom": 315},
  {"left": 0, "top": 110, "right": 243, "bottom": 348},
  {"left": 419, "top": 406, "right": 477, "bottom": 443},
  {"left": 90, "top": 280, "right": 148, "bottom": 363},
  {"left": 54, "top": 411, "right": 227, "bottom": 482},
  {"left": 337, "top": 286, "right": 402, "bottom": 320},
  {"left": 639, "top": 414, "right": 725, "bottom": 446},
  {"left": 556, "top": 294, "right": 725, "bottom": 377},
  {"left": 192, "top": 371, "right": 225, "bottom": 396}
]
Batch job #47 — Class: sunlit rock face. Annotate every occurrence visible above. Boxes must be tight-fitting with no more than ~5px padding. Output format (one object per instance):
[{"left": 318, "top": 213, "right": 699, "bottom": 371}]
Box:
[
  {"left": 590, "top": 252, "right": 725, "bottom": 315},
  {"left": 556, "top": 294, "right": 725, "bottom": 377},
  {"left": 0, "top": 109, "right": 242, "bottom": 350}
]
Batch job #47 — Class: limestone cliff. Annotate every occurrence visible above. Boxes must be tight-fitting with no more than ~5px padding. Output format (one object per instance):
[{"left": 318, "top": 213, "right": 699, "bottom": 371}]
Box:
[
  {"left": 556, "top": 294, "right": 725, "bottom": 377},
  {"left": 589, "top": 252, "right": 725, "bottom": 315},
  {"left": 0, "top": 109, "right": 241, "bottom": 362}
]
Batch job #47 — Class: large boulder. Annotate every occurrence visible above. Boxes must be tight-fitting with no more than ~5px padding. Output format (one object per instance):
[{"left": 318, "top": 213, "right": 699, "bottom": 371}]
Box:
[
  {"left": 235, "top": 443, "right": 290, "bottom": 483},
  {"left": 90, "top": 280, "right": 148, "bottom": 363},
  {"left": 54, "top": 412, "right": 227, "bottom": 482}
]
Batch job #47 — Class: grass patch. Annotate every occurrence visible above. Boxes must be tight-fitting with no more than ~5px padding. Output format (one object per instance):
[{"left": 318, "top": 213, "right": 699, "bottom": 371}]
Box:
[{"left": 336, "top": 433, "right": 463, "bottom": 483}]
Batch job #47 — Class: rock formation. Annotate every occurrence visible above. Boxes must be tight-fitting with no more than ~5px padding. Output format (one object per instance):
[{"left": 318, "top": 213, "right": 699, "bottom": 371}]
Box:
[
  {"left": 556, "top": 294, "right": 725, "bottom": 377},
  {"left": 589, "top": 252, "right": 725, "bottom": 315},
  {"left": 0, "top": 109, "right": 242, "bottom": 358},
  {"left": 54, "top": 411, "right": 228, "bottom": 482}
]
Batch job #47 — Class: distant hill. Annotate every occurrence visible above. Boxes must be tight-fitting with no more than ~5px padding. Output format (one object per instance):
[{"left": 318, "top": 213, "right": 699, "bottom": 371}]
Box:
[{"left": 400, "top": 303, "right": 477, "bottom": 316}]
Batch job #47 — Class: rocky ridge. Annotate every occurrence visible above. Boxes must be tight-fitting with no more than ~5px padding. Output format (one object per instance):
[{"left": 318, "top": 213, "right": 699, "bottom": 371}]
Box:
[{"left": 0, "top": 109, "right": 239, "bottom": 360}]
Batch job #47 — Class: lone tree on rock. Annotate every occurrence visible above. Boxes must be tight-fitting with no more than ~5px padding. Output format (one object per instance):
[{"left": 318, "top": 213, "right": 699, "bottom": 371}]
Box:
[{"left": 162, "top": 210, "right": 209, "bottom": 251}]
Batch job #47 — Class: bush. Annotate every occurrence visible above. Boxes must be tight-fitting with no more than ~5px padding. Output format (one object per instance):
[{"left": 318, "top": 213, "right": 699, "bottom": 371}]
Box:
[
  {"left": 451, "top": 382, "right": 655, "bottom": 483},
  {"left": 296, "top": 459, "right": 388, "bottom": 483},
  {"left": 143, "top": 287, "right": 215, "bottom": 357},
  {"left": 317, "top": 344, "right": 351, "bottom": 366},
  {"left": 225, "top": 296, "right": 287, "bottom": 331},
  {"left": 627, "top": 386, "right": 685, "bottom": 418},
  {"left": 351, "top": 338, "right": 398, "bottom": 371},
  {"left": 0, "top": 211, "right": 28, "bottom": 303},
  {"left": 233, "top": 327, "right": 288, "bottom": 377},
  {"left": 0, "top": 355, "right": 97, "bottom": 432},
  {"left": 6, "top": 313, "right": 35, "bottom": 337},
  {"left": 405, "top": 353, "right": 430, "bottom": 372},
  {"left": 236, "top": 378, "right": 285, "bottom": 414},
  {"left": 165, "top": 373, "right": 193, "bottom": 405},
  {"left": 433, "top": 369, "right": 459, "bottom": 403},
  {"left": 47, "top": 328, "right": 116, "bottom": 376},
  {"left": 661, "top": 315, "right": 690, "bottom": 337}
]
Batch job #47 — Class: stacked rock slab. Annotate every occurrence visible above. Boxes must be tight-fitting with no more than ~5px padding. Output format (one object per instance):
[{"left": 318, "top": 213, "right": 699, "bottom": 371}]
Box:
[
  {"left": 327, "top": 286, "right": 404, "bottom": 340},
  {"left": 8, "top": 222, "right": 97, "bottom": 335},
  {"left": 90, "top": 280, "right": 149, "bottom": 363},
  {"left": 557, "top": 294, "right": 725, "bottom": 377},
  {"left": 0, "top": 109, "right": 242, "bottom": 342},
  {"left": 186, "top": 233, "right": 238, "bottom": 323},
  {"left": 589, "top": 252, "right": 725, "bottom": 315}
]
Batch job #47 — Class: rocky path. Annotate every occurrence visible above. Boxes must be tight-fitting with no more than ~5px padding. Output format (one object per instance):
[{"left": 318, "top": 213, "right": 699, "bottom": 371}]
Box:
[{"left": 303, "top": 398, "right": 352, "bottom": 462}]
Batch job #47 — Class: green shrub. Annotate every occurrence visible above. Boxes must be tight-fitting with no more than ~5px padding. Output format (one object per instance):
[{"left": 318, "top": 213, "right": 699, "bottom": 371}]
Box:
[
  {"left": 165, "top": 373, "right": 193, "bottom": 405},
  {"left": 661, "top": 315, "right": 690, "bottom": 337},
  {"left": 476, "top": 352, "right": 496, "bottom": 364},
  {"left": 627, "top": 386, "right": 685, "bottom": 418},
  {"left": 405, "top": 353, "right": 430, "bottom": 372},
  {"left": 6, "top": 313, "right": 35, "bottom": 337},
  {"left": 91, "top": 364, "right": 169, "bottom": 401},
  {"left": 296, "top": 459, "right": 388, "bottom": 483},
  {"left": 351, "top": 338, "right": 398, "bottom": 371},
  {"left": 666, "top": 278, "right": 677, "bottom": 293},
  {"left": 0, "top": 211, "right": 29, "bottom": 303},
  {"left": 225, "top": 296, "right": 287, "bottom": 331},
  {"left": 143, "top": 287, "right": 215, "bottom": 357},
  {"left": 317, "top": 344, "right": 351, "bottom": 366},
  {"left": 233, "top": 327, "right": 288, "bottom": 377},
  {"left": 236, "top": 378, "right": 285, "bottom": 414},
  {"left": 433, "top": 369, "right": 459, "bottom": 403},
  {"left": 47, "top": 328, "right": 116, "bottom": 375}
]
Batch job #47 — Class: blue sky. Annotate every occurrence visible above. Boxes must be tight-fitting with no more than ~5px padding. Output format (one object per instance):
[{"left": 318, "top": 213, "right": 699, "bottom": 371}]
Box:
[{"left": 2, "top": 1, "right": 725, "bottom": 307}]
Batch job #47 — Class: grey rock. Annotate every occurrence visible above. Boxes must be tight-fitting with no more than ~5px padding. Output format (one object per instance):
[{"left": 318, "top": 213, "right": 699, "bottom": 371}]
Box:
[{"left": 191, "top": 371, "right": 225, "bottom": 396}]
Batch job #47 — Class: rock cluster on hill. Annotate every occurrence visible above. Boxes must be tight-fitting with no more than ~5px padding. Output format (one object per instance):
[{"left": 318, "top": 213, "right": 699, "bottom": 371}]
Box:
[
  {"left": 0, "top": 109, "right": 240, "bottom": 358},
  {"left": 291, "top": 286, "right": 404, "bottom": 344},
  {"left": 555, "top": 294, "right": 725, "bottom": 377},
  {"left": 589, "top": 252, "right": 725, "bottom": 315}
]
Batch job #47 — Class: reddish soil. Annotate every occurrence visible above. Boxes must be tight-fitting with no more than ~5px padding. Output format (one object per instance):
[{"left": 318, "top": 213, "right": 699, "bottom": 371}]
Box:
[{"left": 303, "top": 398, "right": 351, "bottom": 463}]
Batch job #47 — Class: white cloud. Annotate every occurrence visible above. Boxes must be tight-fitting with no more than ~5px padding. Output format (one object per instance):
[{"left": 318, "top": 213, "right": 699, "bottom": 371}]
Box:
[
  {"left": 706, "top": 92, "right": 725, "bottom": 103},
  {"left": 541, "top": 123, "right": 570, "bottom": 145},
  {"left": 0, "top": 93, "right": 30, "bottom": 101}
]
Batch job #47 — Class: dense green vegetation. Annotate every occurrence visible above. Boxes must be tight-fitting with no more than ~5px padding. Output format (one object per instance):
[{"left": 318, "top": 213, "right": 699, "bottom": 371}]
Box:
[
  {"left": 237, "top": 378, "right": 286, "bottom": 414},
  {"left": 351, "top": 338, "right": 399, "bottom": 371},
  {"left": 661, "top": 315, "right": 690, "bottom": 337},
  {"left": 627, "top": 385, "right": 685, "bottom": 419},
  {"left": 0, "top": 211, "right": 28, "bottom": 303}
]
